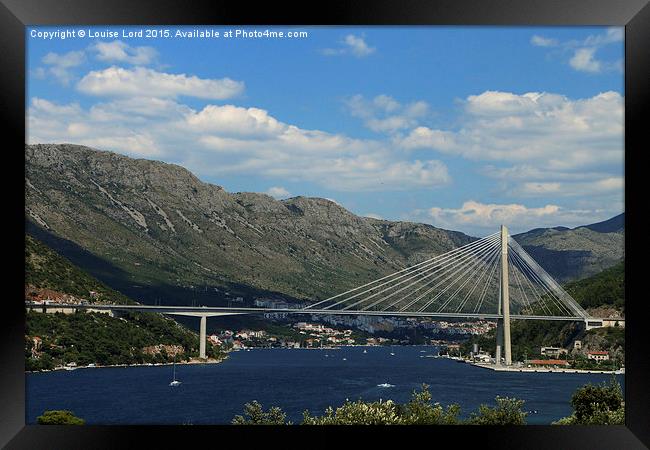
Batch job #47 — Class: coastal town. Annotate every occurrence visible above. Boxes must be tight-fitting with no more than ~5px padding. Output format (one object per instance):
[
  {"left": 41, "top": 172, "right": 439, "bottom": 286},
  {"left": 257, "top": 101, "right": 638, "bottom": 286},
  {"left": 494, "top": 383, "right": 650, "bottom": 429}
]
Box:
[{"left": 26, "top": 287, "right": 622, "bottom": 375}]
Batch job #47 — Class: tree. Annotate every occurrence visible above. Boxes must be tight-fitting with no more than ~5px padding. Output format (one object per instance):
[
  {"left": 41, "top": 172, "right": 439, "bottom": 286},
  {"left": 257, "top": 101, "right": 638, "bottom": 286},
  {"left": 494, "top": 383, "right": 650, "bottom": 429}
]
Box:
[
  {"left": 398, "top": 384, "right": 461, "bottom": 425},
  {"left": 553, "top": 378, "right": 624, "bottom": 425},
  {"left": 233, "top": 387, "right": 529, "bottom": 425},
  {"left": 232, "top": 401, "right": 290, "bottom": 425},
  {"left": 37, "top": 410, "right": 85, "bottom": 425},
  {"left": 467, "top": 397, "right": 527, "bottom": 425},
  {"left": 302, "top": 399, "right": 402, "bottom": 425}
]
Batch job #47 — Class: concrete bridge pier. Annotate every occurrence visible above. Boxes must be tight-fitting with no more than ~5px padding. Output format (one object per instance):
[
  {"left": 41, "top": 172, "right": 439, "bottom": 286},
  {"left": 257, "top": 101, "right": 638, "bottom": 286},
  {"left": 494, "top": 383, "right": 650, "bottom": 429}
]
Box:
[
  {"left": 167, "top": 311, "right": 245, "bottom": 359},
  {"left": 495, "top": 318, "right": 503, "bottom": 365},
  {"left": 199, "top": 315, "right": 207, "bottom": 359}
]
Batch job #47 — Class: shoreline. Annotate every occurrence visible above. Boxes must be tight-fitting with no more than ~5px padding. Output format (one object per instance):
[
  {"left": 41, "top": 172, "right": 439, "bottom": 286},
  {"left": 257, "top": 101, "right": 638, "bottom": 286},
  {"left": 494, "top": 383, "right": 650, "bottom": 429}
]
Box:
[
  {"left": 27, "top": 356, "right": 229, "bottom": 374},
  {"left": 464, "top": 360, "right": 624, "bottom": 375},
  {"left": 28, "top": 346, "right": 624, "bottom": 376},
  {"left": 24, "top": 344, "right": 417, "bottom": 373}
]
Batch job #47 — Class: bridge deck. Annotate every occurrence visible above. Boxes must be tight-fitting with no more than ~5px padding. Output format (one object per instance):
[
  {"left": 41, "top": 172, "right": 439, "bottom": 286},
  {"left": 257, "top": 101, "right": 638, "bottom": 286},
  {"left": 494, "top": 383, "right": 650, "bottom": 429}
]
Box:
[{"left": 26, "top": 303, "right": 589, "bottom": 321}]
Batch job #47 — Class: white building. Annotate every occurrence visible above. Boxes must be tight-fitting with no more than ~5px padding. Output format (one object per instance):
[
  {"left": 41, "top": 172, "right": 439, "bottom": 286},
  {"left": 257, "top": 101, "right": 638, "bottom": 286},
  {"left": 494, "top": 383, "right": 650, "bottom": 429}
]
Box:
[{"left": 587, "top": 351, "right": 610, "bottom": 361}]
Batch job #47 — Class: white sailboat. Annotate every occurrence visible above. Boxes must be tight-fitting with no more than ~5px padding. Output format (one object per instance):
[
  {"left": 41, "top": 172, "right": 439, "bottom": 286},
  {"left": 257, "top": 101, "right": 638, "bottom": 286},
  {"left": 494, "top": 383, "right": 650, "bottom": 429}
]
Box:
[{"left": 169, "top": 358, "right": 181, "bottom": 386}]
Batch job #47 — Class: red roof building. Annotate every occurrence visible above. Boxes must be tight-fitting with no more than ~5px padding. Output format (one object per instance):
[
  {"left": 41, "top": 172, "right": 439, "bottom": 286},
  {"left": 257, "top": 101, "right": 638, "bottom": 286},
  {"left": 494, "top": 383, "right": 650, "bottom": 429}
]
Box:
[{"left": 587, "top": 351, "right": 610, "bottom": 361}]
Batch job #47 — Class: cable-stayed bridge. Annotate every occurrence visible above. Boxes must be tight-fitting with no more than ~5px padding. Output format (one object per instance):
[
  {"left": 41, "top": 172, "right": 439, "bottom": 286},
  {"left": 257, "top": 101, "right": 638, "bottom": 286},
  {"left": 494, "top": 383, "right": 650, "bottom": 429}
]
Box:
[{"left": 28, "top": 226, "right": 612, "bottom": 365}]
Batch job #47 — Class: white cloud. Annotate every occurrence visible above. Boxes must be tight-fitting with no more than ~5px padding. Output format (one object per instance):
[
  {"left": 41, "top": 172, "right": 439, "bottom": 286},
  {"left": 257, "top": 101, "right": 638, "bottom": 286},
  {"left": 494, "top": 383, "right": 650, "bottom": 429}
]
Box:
[
  {"left": 398, "top": 90, "right": 623, "bottom": 169},
  {"left": 322, "top": 34, "right": 376, "bottom": 58},
  {"left": 185, "top": 105, "right": 286, "bottom": 138},
  {"left": 530, "top": 35, "right": 558, "bottom": 47},
  {"left": 265, "top": 186, "right": 291, "bottom": 199},
  {"left": 399, "top": 127, "right": 457, "bottom": 151},
  {"left": 345, "top": 94, "right": 429, "bottom": 134},
  {"left": 40, "top": 50, "right": 85, "bottom": 85},
  {"left": 91, "top": 40, "right": 158, "bottom": 65},
  {"left": 364, "top": 213, "right": 383, "bottom": 220},
  {"left": 584, "top": 27, "right": 624, "bottom": 46},
  {"left": 569, "top": 48, "right": 601, "bottom": 73},
  {"left": 27, "top": 97, "right": 451, "bottom": 192},
  {"left": 343, "top": 34, "right": 376, "bottom": 57},
  {"left": 417, "top": 200, "right": 611, "bottom": 235},
  {"left": 517, "top": 177, "right": 623, "bottom": 197},
  {"left": 532, "top": 27, "right": 623, "bottom": 74},
  {"left": 28, "top": 97, "right": 165, "bottom": 157},
  {"left": 77, "top": 66, "right": 244, "bottom": 99},
  {"left": 397, "top": 90, "right": 623, "bottom": 202}
]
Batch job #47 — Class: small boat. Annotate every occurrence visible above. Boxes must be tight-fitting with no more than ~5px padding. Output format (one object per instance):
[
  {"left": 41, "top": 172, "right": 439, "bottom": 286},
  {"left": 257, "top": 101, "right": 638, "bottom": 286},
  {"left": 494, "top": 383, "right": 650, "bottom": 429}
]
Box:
[
  {"left": 169, "top": 358, "right": 182, "bottom": 387},
  {"left": 363, "top": 349, "right": 367, "bottom": 354},
  {"left": 377, "top": 382, "right": 395, "bottom": 388},
  {"left": 390, "top": 352, "right": 395, "bottom": 356},
  {"left": 342, "top": 358, "right": 347, "bottom": 361}
]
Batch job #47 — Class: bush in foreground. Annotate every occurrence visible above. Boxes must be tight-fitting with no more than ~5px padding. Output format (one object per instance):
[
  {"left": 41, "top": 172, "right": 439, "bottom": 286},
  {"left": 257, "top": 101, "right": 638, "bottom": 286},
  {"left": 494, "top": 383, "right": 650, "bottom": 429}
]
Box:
[
  {"left": 466, "top": 397, "right": 527, "bottom": 425},
  {"left": 553, "top": 378, "right": 624, "bottom": 425},
  {"left": 37, "top": 410, "right": 85, "bottom": 425},
  {"left": 231, "top": 401, "right": 291, "bottom": 425},
  {"left": 234, "top": 385, "right": 511, "bottom": 425}
]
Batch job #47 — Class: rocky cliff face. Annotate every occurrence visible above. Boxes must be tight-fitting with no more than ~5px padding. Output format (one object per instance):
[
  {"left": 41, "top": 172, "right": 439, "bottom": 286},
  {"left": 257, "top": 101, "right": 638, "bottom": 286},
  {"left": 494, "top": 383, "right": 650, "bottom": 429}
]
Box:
[
  {"left": 514, "top": 215, "right": 624, "bottom": 282},
  {"left": 25, "top": 144, "right": 472, "bottom": 303}
]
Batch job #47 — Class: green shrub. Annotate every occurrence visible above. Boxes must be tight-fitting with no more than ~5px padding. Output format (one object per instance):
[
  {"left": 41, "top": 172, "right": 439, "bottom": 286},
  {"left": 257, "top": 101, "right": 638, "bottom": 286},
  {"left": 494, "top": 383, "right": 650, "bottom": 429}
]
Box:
[
  {"left": 37, "top": 410, "right": 85, "bottom": 425},
  {"left": 467, "top": 396, "right": 527, "bottom": 425},
  {"left": 232, "top": 401, "right": 290, "bottom": 425},
  {"left": 553, "top": 378, "right": 624, "bottom": 425}
]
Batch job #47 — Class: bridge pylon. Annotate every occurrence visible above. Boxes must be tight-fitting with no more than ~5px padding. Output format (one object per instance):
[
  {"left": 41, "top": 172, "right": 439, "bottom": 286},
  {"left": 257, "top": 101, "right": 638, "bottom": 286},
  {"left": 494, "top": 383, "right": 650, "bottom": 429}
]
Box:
[{"left": 496, "top": 225, "right": 512, "bottom": 366}]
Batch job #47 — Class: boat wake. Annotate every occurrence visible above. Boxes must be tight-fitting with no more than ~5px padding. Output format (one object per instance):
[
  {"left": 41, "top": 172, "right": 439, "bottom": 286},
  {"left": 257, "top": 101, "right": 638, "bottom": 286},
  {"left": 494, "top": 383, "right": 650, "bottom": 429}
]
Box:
[{"left": 377, "top": 383, "right": 395, "bottom": 388}]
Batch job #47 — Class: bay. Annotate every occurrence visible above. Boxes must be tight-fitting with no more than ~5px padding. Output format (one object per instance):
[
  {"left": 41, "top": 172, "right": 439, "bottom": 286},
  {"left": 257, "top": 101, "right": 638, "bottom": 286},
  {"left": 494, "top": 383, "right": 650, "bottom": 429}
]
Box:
[{"left": 26, "top": 345, "right": 623, "bottom": 425}]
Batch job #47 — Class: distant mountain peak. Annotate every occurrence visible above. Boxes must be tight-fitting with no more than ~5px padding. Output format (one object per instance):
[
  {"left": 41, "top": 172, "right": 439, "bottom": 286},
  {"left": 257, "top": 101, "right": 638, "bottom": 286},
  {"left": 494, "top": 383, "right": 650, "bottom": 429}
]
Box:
[{"left": 576, "top": 213, "right": 624, "bottom": 234}]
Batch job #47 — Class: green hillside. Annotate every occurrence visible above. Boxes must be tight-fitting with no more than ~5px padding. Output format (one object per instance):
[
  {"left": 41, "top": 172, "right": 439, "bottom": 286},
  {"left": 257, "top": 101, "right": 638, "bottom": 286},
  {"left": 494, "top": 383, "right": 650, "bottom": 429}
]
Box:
[
  {"left": 565, "top": 261, "right": 624, "bottom": 311},
  {"left": 26, "top": 234, "right": 132, "bottom": 304},
  {"left": 25, "top": 234, "right": 224, "bottom": 371}
]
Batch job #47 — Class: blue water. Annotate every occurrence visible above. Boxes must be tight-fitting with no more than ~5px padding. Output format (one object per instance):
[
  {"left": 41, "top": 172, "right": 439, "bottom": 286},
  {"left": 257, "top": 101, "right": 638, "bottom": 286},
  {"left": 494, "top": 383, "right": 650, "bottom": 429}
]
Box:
[{"left": 26, "top": 346, "right": 623, "bottom": 425}]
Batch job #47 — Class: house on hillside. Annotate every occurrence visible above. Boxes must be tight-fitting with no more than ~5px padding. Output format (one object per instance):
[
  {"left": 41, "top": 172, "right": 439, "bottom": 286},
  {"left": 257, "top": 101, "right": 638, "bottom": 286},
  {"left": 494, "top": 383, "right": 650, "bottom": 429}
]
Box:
[
  {"left": 541, "top": 346, "right": 568, "bottom": 358},
  {"left": 587, "top": 350, "right": 610, "bottom": 361}
]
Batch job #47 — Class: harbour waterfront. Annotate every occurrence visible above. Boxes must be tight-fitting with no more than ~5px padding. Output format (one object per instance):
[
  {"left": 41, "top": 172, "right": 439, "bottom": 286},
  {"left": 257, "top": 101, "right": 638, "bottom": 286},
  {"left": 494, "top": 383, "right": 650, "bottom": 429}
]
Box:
[{"left": 26, "top": 345, "right": 624, "bottom": 425}]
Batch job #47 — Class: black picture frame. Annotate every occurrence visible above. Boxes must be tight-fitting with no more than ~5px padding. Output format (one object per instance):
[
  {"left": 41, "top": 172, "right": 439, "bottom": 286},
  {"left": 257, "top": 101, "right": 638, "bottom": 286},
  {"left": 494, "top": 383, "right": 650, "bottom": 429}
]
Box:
[{"left": 2, "top": 0, "right": 648, "bottom": 448}]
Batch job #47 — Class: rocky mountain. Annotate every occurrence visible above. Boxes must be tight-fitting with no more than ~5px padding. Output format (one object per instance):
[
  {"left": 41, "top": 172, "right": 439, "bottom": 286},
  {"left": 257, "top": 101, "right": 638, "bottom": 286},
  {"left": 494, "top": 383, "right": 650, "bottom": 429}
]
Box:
[
  {"left": 513, "top": 214, "right": 624, "bottom": 282},
  {"left": 25, "top": 144, "right": 472, "bottom": 306},
  {"left": 25, "top": 144, "right": 624, "bottom": 305}
]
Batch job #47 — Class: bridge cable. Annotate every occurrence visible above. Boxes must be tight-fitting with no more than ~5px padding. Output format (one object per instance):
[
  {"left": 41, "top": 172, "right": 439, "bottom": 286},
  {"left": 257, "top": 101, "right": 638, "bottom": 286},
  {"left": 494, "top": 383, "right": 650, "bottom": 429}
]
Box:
[
  {"left": 394, "top": 237, "right": 501, "bottom": 312},
  {"left": 303, "top": 232, "right": 499, "bottom": 310},
  {"left": 508, "top": 247, "right": 556, "bottom": 315},
  {"left": 436, "top": 244, "right": 503, "bottom": 313},
  {"left": 456, "top": 244, "right": 502, "bottom": 312},
  {"left": 509, "top": 245, "right": 569, "bottom": 316},
  {"left": 352, "top": 235, "right": 501, "bottom": 312},
  {"left": 508, "top": 238, "right": 587, "bottom": 318},
  {"left": 322, "top": 234, "right": 500, "bottom": 311}
]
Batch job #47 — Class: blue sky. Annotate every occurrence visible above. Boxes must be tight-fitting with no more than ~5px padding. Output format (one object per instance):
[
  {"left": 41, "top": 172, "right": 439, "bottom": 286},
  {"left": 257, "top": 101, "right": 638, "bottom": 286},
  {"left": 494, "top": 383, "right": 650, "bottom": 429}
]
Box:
[{"left": 26, "top": 26, "right": 624, "bottom": 236}]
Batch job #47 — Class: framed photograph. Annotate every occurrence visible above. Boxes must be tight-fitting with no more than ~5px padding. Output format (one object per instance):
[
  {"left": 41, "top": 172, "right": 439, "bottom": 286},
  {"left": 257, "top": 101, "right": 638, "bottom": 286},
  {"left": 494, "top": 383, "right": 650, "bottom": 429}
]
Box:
[{"left": 2, "top": 0, "right": 648, "bottom": 447}]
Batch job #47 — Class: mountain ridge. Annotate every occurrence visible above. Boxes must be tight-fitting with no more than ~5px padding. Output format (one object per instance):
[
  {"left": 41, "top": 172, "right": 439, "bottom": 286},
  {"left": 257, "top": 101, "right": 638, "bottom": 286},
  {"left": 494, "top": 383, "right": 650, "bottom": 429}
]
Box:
[
  {"left": 25, "top": 143, "right": 472, "bottom": 305},
  {"left": 26, "top": 143, "right": 624, "bottom": 304}
]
